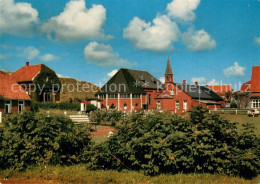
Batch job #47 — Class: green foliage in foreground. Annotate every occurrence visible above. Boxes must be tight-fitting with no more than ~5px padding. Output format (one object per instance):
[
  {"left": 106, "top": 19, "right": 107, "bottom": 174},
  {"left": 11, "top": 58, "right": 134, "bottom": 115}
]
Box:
[
  {"left": 1, "top": 165, "right": 259, "bottom": 184},
  {"left": 0, "top": 112, "right": 92, "bottom": 170},
  {"left": 31, "top": 101, "right": 81, "bottom": 112},
  {"left": 90, "top": 107, "right": 260, "bottom": 179}
]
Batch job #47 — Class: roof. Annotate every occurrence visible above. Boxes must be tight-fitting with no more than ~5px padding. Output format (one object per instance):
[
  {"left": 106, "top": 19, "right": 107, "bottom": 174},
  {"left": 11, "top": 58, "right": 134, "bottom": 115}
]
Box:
[
  {"left": 240, "top": 80, "right": 251, "bottom": 92},
  {"left": 12, "top": 64, "right": 42, "bottom": 82},
  {"left": 0, "top": 74, "right": 31, "bottom": 100},
  {"left": 165, "top": 58, "right": 173, "bottom": 75},
  {"left": 155, "top": 93, "right": 173, "bottom": 99},
  {"left": 251, "top": 66, "right": 260, "bottom": 92},
  {"left": 96, "top": 68, "right": 162, "bottom": 95},
  {"left": 207, "top": 85, "right": 232, "bottom": 95},
  {"left": 194, "top": 99, "right": 221, "bottom": 105},
  {"left": 176, "top": 84, "right": 223, "bottom": 100}
]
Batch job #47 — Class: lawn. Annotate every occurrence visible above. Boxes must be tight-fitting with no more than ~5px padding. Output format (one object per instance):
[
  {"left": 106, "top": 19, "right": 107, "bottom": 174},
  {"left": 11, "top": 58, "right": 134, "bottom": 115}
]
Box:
[
  {"left": 220, "top": 114, "right": 260, "bottom": 134},
  {"left": 1, "top": 165, "right": 259, "bottom": 184}
]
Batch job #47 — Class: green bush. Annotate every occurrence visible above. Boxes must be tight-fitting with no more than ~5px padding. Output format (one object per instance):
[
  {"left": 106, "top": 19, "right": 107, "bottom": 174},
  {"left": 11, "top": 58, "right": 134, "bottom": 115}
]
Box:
[
  {"left": 31, "top": 102, "right": 80, "bottom": 111},
  {"left": 89, "top": 110, "right": 124, "bottom": 125},
  {"left": 0, "top": 112, "right": 92, "bottom": 170},
  {"left": 86, "top": 104, "right": 97, "bottom": 113},
  {"left": 90, "top": 107, "right": 260, "bottom": 179}
]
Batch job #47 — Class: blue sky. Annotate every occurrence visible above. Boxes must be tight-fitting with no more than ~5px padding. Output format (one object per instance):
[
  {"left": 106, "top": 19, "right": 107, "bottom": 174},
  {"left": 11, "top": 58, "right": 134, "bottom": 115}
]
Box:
[{"left": 0, "top": 0, "right": 259, "bottom": 90}]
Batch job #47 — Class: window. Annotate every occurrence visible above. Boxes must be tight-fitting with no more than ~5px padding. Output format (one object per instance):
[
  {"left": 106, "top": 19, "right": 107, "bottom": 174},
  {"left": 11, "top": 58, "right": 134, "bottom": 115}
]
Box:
[
  {"left": 18, "top": 100, "right": 25, "bottom": 113},
  {"left": 183, "top": 101, "right": 187, "bottom": 111},
  {"left": 251, "top": 99, "right": 260, "bottom": 108},
  {"left": 5, "top": 100, "right": 12, "bottom": 113},
  {"left": 175, "top": 101, "right": 179, "bottom": 109},
  {"left": 133, "top": 94, "right": 140, "bottom": 98},
  {"left": 166, "top": 76, "right": 169, "bottom": 82},
  {"left": 108, "top": 94, "right": 118, "bottom": 99},
  {"left": 121, "top": 94, "right": 130, "bottom": 99},
  {"left": 157, "top": 101, "right": 161, "bottom": 110},
  {"left": 170, "top": 89, "right": 174, "bottom": 95},
  {"left": 149, "top": 94, "right": 151, "bottom": 105}
]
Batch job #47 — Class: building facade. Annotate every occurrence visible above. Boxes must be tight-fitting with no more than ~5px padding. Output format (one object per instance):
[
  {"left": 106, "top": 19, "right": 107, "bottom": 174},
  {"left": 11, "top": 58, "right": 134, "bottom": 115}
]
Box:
[
  {"left": 96, "top": 59, "right": 224, "bottom": 113},
  {"left": 207, "top": 85, "right": 232, "bottom": 107},
  {"left": 0, "top": 73, "right": 31, "bottom": 113}
]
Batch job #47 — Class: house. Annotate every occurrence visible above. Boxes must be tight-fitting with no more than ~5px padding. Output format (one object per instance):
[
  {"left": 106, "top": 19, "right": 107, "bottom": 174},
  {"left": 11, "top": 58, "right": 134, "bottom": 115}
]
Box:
[
  {"left": 242, "top": 66, "right": 260, "bottom": 108},
  {"left": 12, "top": 62, "right": 61, "bottom": 103},
  {"left": 0, "top": 73, "right": 31, "bottom": 113},
  {"left": 207, "top": 85, "right": 232, "bottom": 107},
  {"left": 96, "top": 58, "right": 224, "bottom": 113}
]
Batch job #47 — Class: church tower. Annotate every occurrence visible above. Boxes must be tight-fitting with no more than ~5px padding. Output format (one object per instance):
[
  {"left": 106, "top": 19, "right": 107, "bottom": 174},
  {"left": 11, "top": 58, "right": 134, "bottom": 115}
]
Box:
[{"left": 165, "top": 57, "right": 173, "bottom": 85}]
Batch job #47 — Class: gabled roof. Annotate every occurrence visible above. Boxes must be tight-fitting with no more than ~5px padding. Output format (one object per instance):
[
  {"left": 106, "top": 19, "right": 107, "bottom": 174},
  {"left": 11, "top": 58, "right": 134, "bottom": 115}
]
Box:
[
  {"left": 176, "top": 84, "right": 223, "bottom": 100},
  {"left": 0, "top": 74, "right": 31, "bottom": 100},
  {"left": 165, "top": 58, "right": 173, "bottom": 75},
  {"left": 96, "top": 68, "right": 162, "bottom": 95},
  {"left": 155, "top": 93, "right": 173, "bottom": 99},
  {"left": 12, "top": 64, "right": 42, "bottom": 82},
  {"left": 251, "top": 66, "right": 260, "bottom": 92},
  {"left": 207, "top": 85, "right": 232, "bottom": 95},
  {"left": 240, "top": 80, "right": 251, "bottom": 92}
]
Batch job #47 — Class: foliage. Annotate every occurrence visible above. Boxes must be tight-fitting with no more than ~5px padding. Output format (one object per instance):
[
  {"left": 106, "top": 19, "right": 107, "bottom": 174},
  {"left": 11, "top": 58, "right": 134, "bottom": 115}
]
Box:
[
  {"left": 89, "top": 110, "right": 124, "bottom": 126},
  {"left": 90, "top": 107, "right": 260, "bottom": 179},
  {"left": 31, "top": 101, "right": 80, "bottom": 112},
  {"left": 0, "top": 112, "right": 92, "bottom": 170},
  {"left": 86, "top": 104, "right": 97, "bottom": 113},
  {"left": 32, "top": 65, "right": 61, "bottom": 101},
  {"left": 233, "top": 92, "right": 250, "bottom": 109},
  {"left": 230, "top": 101, "right": 238, "bottom": 108}
]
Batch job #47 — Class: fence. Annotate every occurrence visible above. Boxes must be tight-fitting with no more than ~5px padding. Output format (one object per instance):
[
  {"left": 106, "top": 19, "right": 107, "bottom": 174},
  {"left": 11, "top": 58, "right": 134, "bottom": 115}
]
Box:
[{"left": 209, "top": 109, "right": 248, "bottom": 115}]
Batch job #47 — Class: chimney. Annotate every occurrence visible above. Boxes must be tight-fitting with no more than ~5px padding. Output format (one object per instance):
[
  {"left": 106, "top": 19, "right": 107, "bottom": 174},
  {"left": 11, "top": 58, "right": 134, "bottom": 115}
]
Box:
[
  {"left": 26, "top": 61, "right": 29, "bottom": 66},
  {"left": 195, "top": 81, "right": 198, "bottom": 86},
  {"left": 183, "top": 80, "right": 186, "bottom": 85}
]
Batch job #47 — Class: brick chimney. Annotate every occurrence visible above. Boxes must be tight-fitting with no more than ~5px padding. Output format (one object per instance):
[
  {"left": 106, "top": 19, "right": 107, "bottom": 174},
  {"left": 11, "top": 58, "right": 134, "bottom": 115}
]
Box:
[
  {"left": 183, "top": 80, "right": 186, "bottom": 84},
  {"left": 26, "top": 61, "right": 29, "bottom": 66},
  {"left": 195, "top": 81, "right": 198, "bottom": 86}
]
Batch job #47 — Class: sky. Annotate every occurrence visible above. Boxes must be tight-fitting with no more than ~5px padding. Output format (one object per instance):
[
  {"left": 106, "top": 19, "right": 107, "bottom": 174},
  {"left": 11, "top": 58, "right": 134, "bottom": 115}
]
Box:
[{"left": 0, "top": 0, "right": 259, "bottom": 91}]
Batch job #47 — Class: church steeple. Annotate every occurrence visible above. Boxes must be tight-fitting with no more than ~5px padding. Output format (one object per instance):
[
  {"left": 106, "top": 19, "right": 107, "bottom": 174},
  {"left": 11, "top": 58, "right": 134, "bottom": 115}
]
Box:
[
  {"left": 165, "top": 57, "right": 173, "bottom": 75},
  {"left": 165, "top": 57, "right": 173, "bottom": 84}
]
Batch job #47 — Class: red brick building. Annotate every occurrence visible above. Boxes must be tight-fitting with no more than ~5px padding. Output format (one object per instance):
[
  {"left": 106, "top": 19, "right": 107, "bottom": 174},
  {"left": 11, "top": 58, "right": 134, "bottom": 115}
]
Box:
[
  {"left": 241, "top": 66, "right": 260, "bottom": 108},
  {"left": 207, "top": 85, "right": 232, "bottom": 107},
  {"left": 96, "top": 58, "right": 224, "bottom": 113},
  {"left": 0, "top": 73, "right": 31, "bottom": 113}
]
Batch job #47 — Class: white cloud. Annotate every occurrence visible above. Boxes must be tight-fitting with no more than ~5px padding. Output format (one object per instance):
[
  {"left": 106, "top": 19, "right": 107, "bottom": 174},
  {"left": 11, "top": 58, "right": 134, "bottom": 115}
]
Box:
[
  {"left": 167, "top": 0, "right": 200, "bottom": 22},
  {"left": 123, "top": 15, "right": 180, "bottom": 51},
  {"left": 22, "top": 46, "right": 40, "bottom": 60},
  {"left": 223, "top": 62, "right": 246, "bottom": 77},
  {"left": 107, "top": 69, "right": 118, "bottom": 77},
  {"left": 254, "top": 37, "right": 260, "bottom": 45},
  {"left": 84, "top": 42, "right": 134, "bottom": 67},
  {"left": 182, "top": 28, "right": 216, "bottom": 51},
  {"left": 208, "top": 78, "right": 219, "bottom": 85},
  {"left": 39, "top": 54, "right": 60, "bottom": 62},
  {"left": 0, "top": 0, "right": 39, "bottom": 36},
  {"left": 40, "top": 0, "right": 107, "bottom": 42},
  {"left": 191, "top": 77, "right": 206, "bottom": 84}
]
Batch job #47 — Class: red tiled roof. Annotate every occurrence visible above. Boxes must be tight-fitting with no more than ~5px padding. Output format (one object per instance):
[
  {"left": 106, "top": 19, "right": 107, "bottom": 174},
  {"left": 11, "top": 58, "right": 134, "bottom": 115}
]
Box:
[
  {"left": 240, "top": 80, "right": 251, "bottom": 92},
  {"left": 0, "top": 74, "right": 31, "bottom": 100},
  {"left": 207, "top": 85, "right": 232, "bottom": 95},
  {"left": 12, "top": 64, "right": 42, "bottom": 82},
  {"left": 251, "top": 66, "right": 260, "bottom": 92}
]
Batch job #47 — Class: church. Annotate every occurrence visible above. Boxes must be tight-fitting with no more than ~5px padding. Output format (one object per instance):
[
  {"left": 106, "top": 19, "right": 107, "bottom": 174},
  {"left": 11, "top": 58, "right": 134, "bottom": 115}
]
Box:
[{"left": 96, "top": 59, "right": 224, "bottom": 113}]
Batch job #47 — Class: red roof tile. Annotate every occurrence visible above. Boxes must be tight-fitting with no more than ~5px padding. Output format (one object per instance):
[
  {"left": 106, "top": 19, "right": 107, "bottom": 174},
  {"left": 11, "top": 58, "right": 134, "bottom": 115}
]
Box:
[
  {"left": 251, "top": 66, "right": 260, "bottom": 92},
  {"left": 12, "top": 64, "right": 42, "bottom": 82},
  {"left": 0, "top": 74, "right": 31, "bottom": 100},
  {"left": 207, "top": 85, "right": 232, "bottom": 95},
  {"left": 240, "top": 80, "right": 251, "bottom": 92}
]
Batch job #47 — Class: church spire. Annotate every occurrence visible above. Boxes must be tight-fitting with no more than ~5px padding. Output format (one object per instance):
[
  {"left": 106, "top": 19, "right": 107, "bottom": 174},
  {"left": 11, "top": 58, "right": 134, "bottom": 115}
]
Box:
[{"left": 165, "top": 57, "right": 173, "bottom": 75}]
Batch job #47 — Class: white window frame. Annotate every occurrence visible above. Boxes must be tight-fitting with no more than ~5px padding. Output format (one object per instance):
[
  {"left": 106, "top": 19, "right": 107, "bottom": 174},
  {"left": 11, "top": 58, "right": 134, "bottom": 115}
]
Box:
[
  {"left": 183, "top": 101, "right": 187, "bottom": 111},
  {"left": 175, "top": 101, "right": 180, "bottom": 109},
  {"left": 251, "top": 99, "right": 260, "bottom": 108},
  {"left": 5, "top": 100, "right": 12, "bottom": 113},
  {"left": 157, "top": 101, "right": 161, "bottom": 110},
  {"left": 170, "top": 89, "right": 174, "bottom": 96},
  {"left": 18, "top": 100, "right": 25, "bottom": 113}
]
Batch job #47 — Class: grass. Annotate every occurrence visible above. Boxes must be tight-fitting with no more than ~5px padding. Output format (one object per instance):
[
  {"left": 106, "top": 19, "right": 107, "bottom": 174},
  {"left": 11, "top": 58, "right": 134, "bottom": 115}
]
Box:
[
  {"left": 220, "top": 114, "right": 260, "bottom": 134},
  {"left": 0, "top": 165, "right": 259, "bottom": 184}
]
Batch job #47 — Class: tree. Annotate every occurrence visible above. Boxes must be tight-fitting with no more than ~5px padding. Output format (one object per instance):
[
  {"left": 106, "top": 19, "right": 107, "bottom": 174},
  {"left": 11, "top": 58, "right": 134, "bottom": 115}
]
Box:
[{"left": 233, "top": 92, "right": 250, "bottom": 108}]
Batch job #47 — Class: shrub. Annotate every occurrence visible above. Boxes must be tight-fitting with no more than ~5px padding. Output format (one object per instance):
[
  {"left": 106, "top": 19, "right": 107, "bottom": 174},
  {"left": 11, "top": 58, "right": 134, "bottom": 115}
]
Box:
[
  {"left": 90, "top": 107, "right": 260, "bottom": 179},
  {"left": 0, "top": 112, "right": 92, "bottom": 170},
  {"left": 31, "top": 102, "right": 80, "bottom": 111},
  {"left": 86, "top": 104, "right": 97, "bottom": 113},
  {"left": 89, "top": 110, "right": 124, "bottom": 125}
]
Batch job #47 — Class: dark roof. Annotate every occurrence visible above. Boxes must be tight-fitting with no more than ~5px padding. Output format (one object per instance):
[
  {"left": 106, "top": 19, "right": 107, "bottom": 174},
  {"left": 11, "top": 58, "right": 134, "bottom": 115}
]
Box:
[
  {"left": 176, "top": 84, "right": 223, "bottom": 100},
  {"left": 96, "top": 68, "right": 162, "bottom": 95},
  {"left": 165, "top": 58, "right": 173, "bottom": 75}
]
